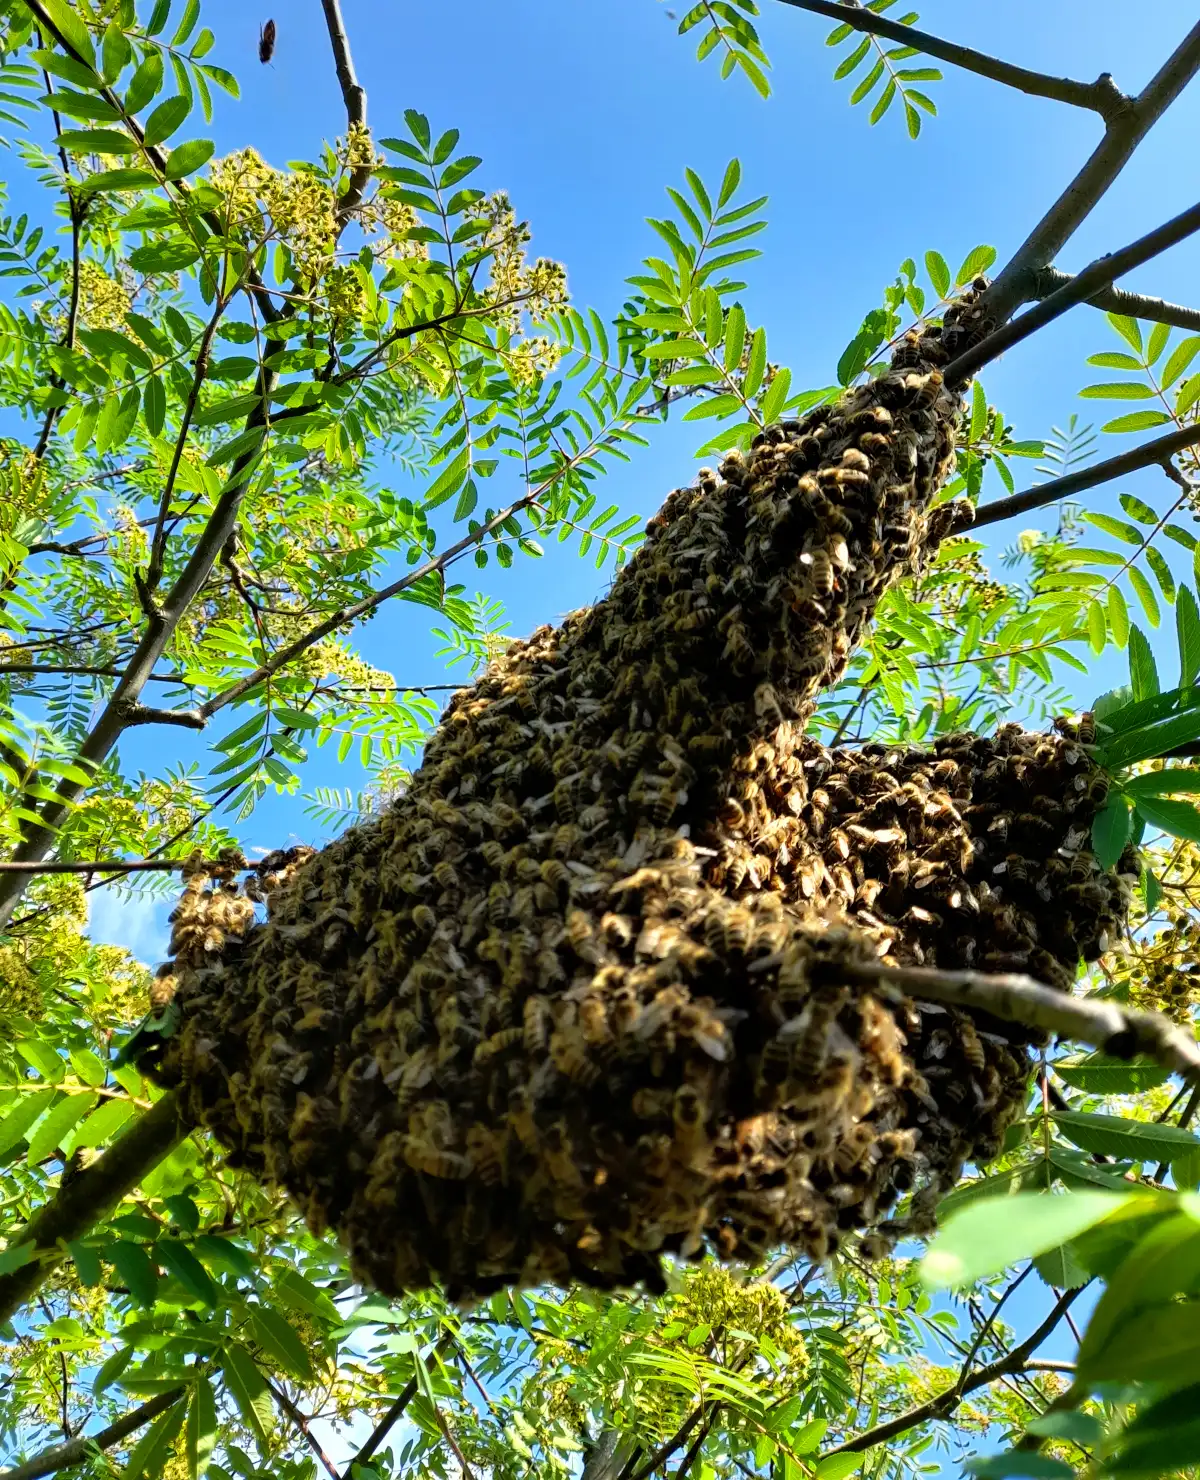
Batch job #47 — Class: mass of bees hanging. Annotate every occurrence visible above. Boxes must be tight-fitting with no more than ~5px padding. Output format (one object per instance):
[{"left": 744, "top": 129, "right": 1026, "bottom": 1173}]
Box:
[{"left": 145, "top": 297, "right": 1136, "bottom": 1300}]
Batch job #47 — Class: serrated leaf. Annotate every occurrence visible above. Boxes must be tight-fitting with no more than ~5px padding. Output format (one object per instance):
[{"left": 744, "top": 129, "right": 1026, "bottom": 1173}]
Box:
[
  {"left": 1054, "top": 1053, "right": 1169, "bottom": 1094},
  {"left": 164, "top": 138, "right": 214, "bottom": 179},
  {"left": 1128, "top": 624, "right": 1160, "bottom": 700},
  {"left": 1056, "top": 1110, "right": 1200, "bottom": 1165},
  {"left": 1091, "top": 797, "right": 1131, "bottom": 868},
  {"left": 1087, "top": 598, "right": 1106, "bottom": 654},
  {"left": 1103, "top": 410, "right": 1171, "bottom": 434},
  {"left": 27, "top": 1092, "right": 96, "bottom": 1165},
  {"left": 109, "top": 1240, "right": 159, "bottom": 1306},
  {"left": 73, "top": 1096, "right": 136, "bottom": 1148},
  {"left": 1134, "top": 794, "right": 1200, "bottom": 843},
  {"left": 248, "top": 1303, "right": 313, "bottom": 1379},
  {"left": 1129, "top": 566, "right": 1161, "bottom": 627},
  {"left": 1119, "top": 493, "right": 1158, "bottom": 524},
  {"left": 1108, "top": 313, "right": 1143, "bottom": 353},
  {"left": 742, "top": 326, "right": 766, "bottom": 400},
  {"left": 955, "top": 245, "right": 996, "bottom": 286},
  {"left": 1177, "top": 586, "right": 1200, "bottom": 687},
  {"left": 1080, "top": 381, "right": 1157, "bottom": 400},
  {"left": 0, "top": 1090, "right": 56, "bottom": 1155},
  {"left": 122, "top": 1399, "right": 186, "bottom": 1480},
  {"left": 1082, "top": 511, "right": 1143, "bottom": 544},
  {"left": 924, "top": 250, "right": 950, "bottom": 298},
  {"left": 187, "top": 1376, "right": 218, "bottom": 1480},
  {"left": 222, "top": 1345, "right": 273, "bottom": 1452},
  {"left": 1108, "top": 585, "right": 1130, "bottom": 647}
]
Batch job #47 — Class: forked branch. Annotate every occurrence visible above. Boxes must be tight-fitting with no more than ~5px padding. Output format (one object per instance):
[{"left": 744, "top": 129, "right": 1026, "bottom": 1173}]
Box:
[{"left": 0, "top": 1386, "right": 186, "bottom": 1480}]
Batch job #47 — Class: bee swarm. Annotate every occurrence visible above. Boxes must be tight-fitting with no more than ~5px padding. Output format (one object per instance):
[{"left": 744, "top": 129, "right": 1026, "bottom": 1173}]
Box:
[{"left": 149, "top": 317, "right": 1133, "bottom": 1299}]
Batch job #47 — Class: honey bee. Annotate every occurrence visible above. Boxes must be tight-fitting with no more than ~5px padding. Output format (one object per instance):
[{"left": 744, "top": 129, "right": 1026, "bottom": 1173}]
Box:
[
  {"left": 550, "top": 1029, "right": 602, "bottom": 1085},
  {"left": 258, "top": 18, "right": 276, "bottom": 64}
]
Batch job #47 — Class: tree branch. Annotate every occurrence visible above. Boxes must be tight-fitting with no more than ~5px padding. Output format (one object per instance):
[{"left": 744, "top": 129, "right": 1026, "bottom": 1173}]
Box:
[
  {"left": 833, "top": 962, "right": 1200, "bottom": 1086},
  {"left": 113, "top": 701, "right": 206, "bottom": 731},
  {"left": 0, "top": 1385, "right": 185, "bottom": 1480},
  {"left": 1031, "top": 266, "right": 1200, "bottom": 332},
  {"left": 319, "top": 0, "right": 372, "bottom": 218},
  {"left": 0, "top": 1093, "right": 186, "bottom": 1326},
  {"left": 947, "top": 194, "right": 1200, "bottom": 386},
  {"left": 350, "top": 1332, "right": 456, "bottom": 1470},
  {"left": 263, "top": 1376, "right": 342, "bottom": 1480},
  {"left": 971, "top": 421, "right": 1200, "bottom": 529},
  {"left": 773, "top": 0, "right": 1126, "bottom": 118},
  {"left": 826, "top": 1290, "right": 1081, "bottom": 1455},
  {"left": 982, "top": 19, "right": 1200, "bottom": 328}
]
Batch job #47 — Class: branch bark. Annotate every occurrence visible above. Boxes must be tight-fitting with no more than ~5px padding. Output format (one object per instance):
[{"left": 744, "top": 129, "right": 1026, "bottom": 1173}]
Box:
[
  {"left": 0, "top": 1093, "right": 185, "bottom": 1326},
  {"left": 319, "top": 0, "right": 372, "bottom": 218},
  {"left": 825, "top": 1289, "right": 1081, "bottom": 1455},
  {"left": 1031, "top": 266, "right": 1200, "bottom": 333},
  {"left": 982, "top": 19, "right": 1200, "bottom": 328},
  {"left": 773, "top": 0, "right": 1127, "bottom": 118},
  {"left": 972, "top": 421, "right": 1200, "bottom": 529},
  {"left": 947, "top": 194, "right": 1200, "bottom": 385},
  {"left": 834, "top": 961, "right": 1200, "bottom": 1086},
  {"left": 350, "top": 1332, "right": 456, "bottom": 1471},
  {"left": 0, "top": 1385, "right": 185, "bottom": 1480}
]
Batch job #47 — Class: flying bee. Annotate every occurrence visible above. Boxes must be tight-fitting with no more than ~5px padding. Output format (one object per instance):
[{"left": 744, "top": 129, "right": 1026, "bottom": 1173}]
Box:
[{"left": 258, "top": 17, "right": 276, "bottom": 63}]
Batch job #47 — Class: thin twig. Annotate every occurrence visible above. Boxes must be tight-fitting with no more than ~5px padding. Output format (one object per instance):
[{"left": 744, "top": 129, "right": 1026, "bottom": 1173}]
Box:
[
  {"left": 825, "top": 1289, "right": 1082, "bottom": 1455},
  {"left": 948, "top": 195, "right": 1200, "bottom": 385},
  {"left": 774, "top": 0, "right": 1127, "bottom": 118},
  {"left": 350, "top": 1332, "right": 456, "bottom": 1469},
  {"left": 971, "top": 421, "right": 1200, "bottom": 529},
  {"left": 1031, "top": 266, "right": 1200, "bottom": 332},
  {"left": 954, "top": 1264, "right": 1033, "bottom": 1394},
  {"left": 264, "top": 1376, "right": 342, "bottom": 1480}
]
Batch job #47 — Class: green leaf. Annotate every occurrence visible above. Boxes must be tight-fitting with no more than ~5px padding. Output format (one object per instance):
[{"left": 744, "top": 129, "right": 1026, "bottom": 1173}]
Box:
[
  {"left": 109, "top": 1240, "right": 159, "bottom": 1306},
  {"left": 1080, "top": 381, "right": 1156, "bottom": 400},
  {"left": 815, "top": 1456, "right": 860, "bottom": 1480},
  {"left": 27, "top": 1092, "right": 97, "bottom": 1165},
  {"left": 743, "top": 326, "right": 766, "bottom": 400},
  {"left": 94, "top": 1344, "right": 134, "bottom": 1396},
  {"left": 1163, "top": 335, "right": 1200, "bottom": 387},
  {"left": 73, "top": 1096, "right": 136, "bottom": 1148},
  {"left": 1178, "top": 586, "right": 1200, "bottom": 687},
  {"left": 1082, "top": 1300, "right": 1200, "bottom": 1387},
  {"left": 222, "top": 1344, "right": 273, "bottom": 1452},
  {"left": 967, "top": 1457, "right": 1073, "bottom": 1480},
  {"left": 1146, "top": 545, "right": 1177, "bottom": 604},
  {"left": 101, "top": 20, "right": 132, "bottom": 83},
  {"left": 1119, "top": 492, "right": 1159, "bottom": 524},
  {"left": 924, "top": 250, "right": 950, "bottom": 298},
  {"left": 187, "top": 1376, "right": 218, "bottom": 1480},
  {"left": 1108, "top": 313, "right": 1143, "bottom": 353},
  {"left": 248, "top": 1303, "right": 313, "bottom": 1379},
  {"left": 1091, "top": 797, "right": 1131, "bottom": 868},
  {"left": 275, "top": 1269, "right": 340, "bottom": 1324},
  {"left": 955, "top": 245, "right": 996, "bottom": 286},
  {"left": 56, "top": 128, "right": 137, "bottom": 155},
  {"left": 129, "top": 240, "right": 201, "bottom": 273},
  {"left": 39, "top": 0, "right": 97, "bottom": 68},
  {"left": 142, "top": 95, "right": 190, "bottom": 146},
  {"left": 77, "top": 167, "right": 160, "bottom": 194},
  {"left": 143, "top": 375, "right": 166, "bottom": 437},
  {"left": 1054, "top": 1053, "right": 1169, "bottom": 1094},
  {"left": 1102, "top": 410, "right": 1171, "bottom": 434},
  {"left": 164, "top": 138, "right": 214, "bottom": 179},
  {"left": 424, "top": 448, "right": 470, "bottom": 509},
  {"left": 717, "top": 158, "right": 741, "bottom": 208},
  {"left": 68, "top": 1240, "right": 103, "bottom": 1287},
  {"left": 1129, "top": 624, "right": 1160, "bottom": 700},
  {"left": 1055, "top": 1110, "right": 1200, "bottom": 1165},
  {"left": 0, "top": 1089, "right": 57, "bottom": 1155},
  {"left": 1087, "top": 598, "right": 1106, "bottom": 655},
  {"left": 921, "top": 1190, "right": 1129, "bottom": 1289},
  {"left": 1134, "top": 794, "right": 1200, "bottom": 843},
  {"left": 126, "top": 52, "right": 165, "bottom": 114},
  {"left": 122, "top": 1399, "right": 186, "bottom": 1480},
  {"left": 1086, "top": 351, "right": 1144, "bottom": 370},
  {"left": 1081, "top": 511, "right": 1143, "bottom": 544},
  {"left": 1108, "top": 585, "right": 1130, "bottom": 647}
]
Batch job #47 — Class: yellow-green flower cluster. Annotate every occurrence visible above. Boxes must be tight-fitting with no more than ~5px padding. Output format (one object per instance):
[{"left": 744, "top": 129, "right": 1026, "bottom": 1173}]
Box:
[
  {"left": 208, "top": 149, "right": 337, "bottom": 284},
  {"left": 76, "top": 258, "right": 132, "bottom": 332},
  {"left": 324, "top": 263, "right": 366, "bottom": 333},
  {"left": 339, "top": 121, "right": 383, "bottom": 173},
  {"left": 0, "top": 944, "right": 43, "bottom": 1020},
  {"left": 480, "top": 192, "right": 568, "bottom": 328},
  {"left": 0, "top": 446, "right": 47, "bottom": 530}
]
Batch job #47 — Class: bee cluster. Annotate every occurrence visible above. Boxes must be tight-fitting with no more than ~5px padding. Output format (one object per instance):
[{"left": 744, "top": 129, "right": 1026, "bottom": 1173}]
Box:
[{"left": 148, "top": 315, "right": 1133, "bottom": 1299}]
